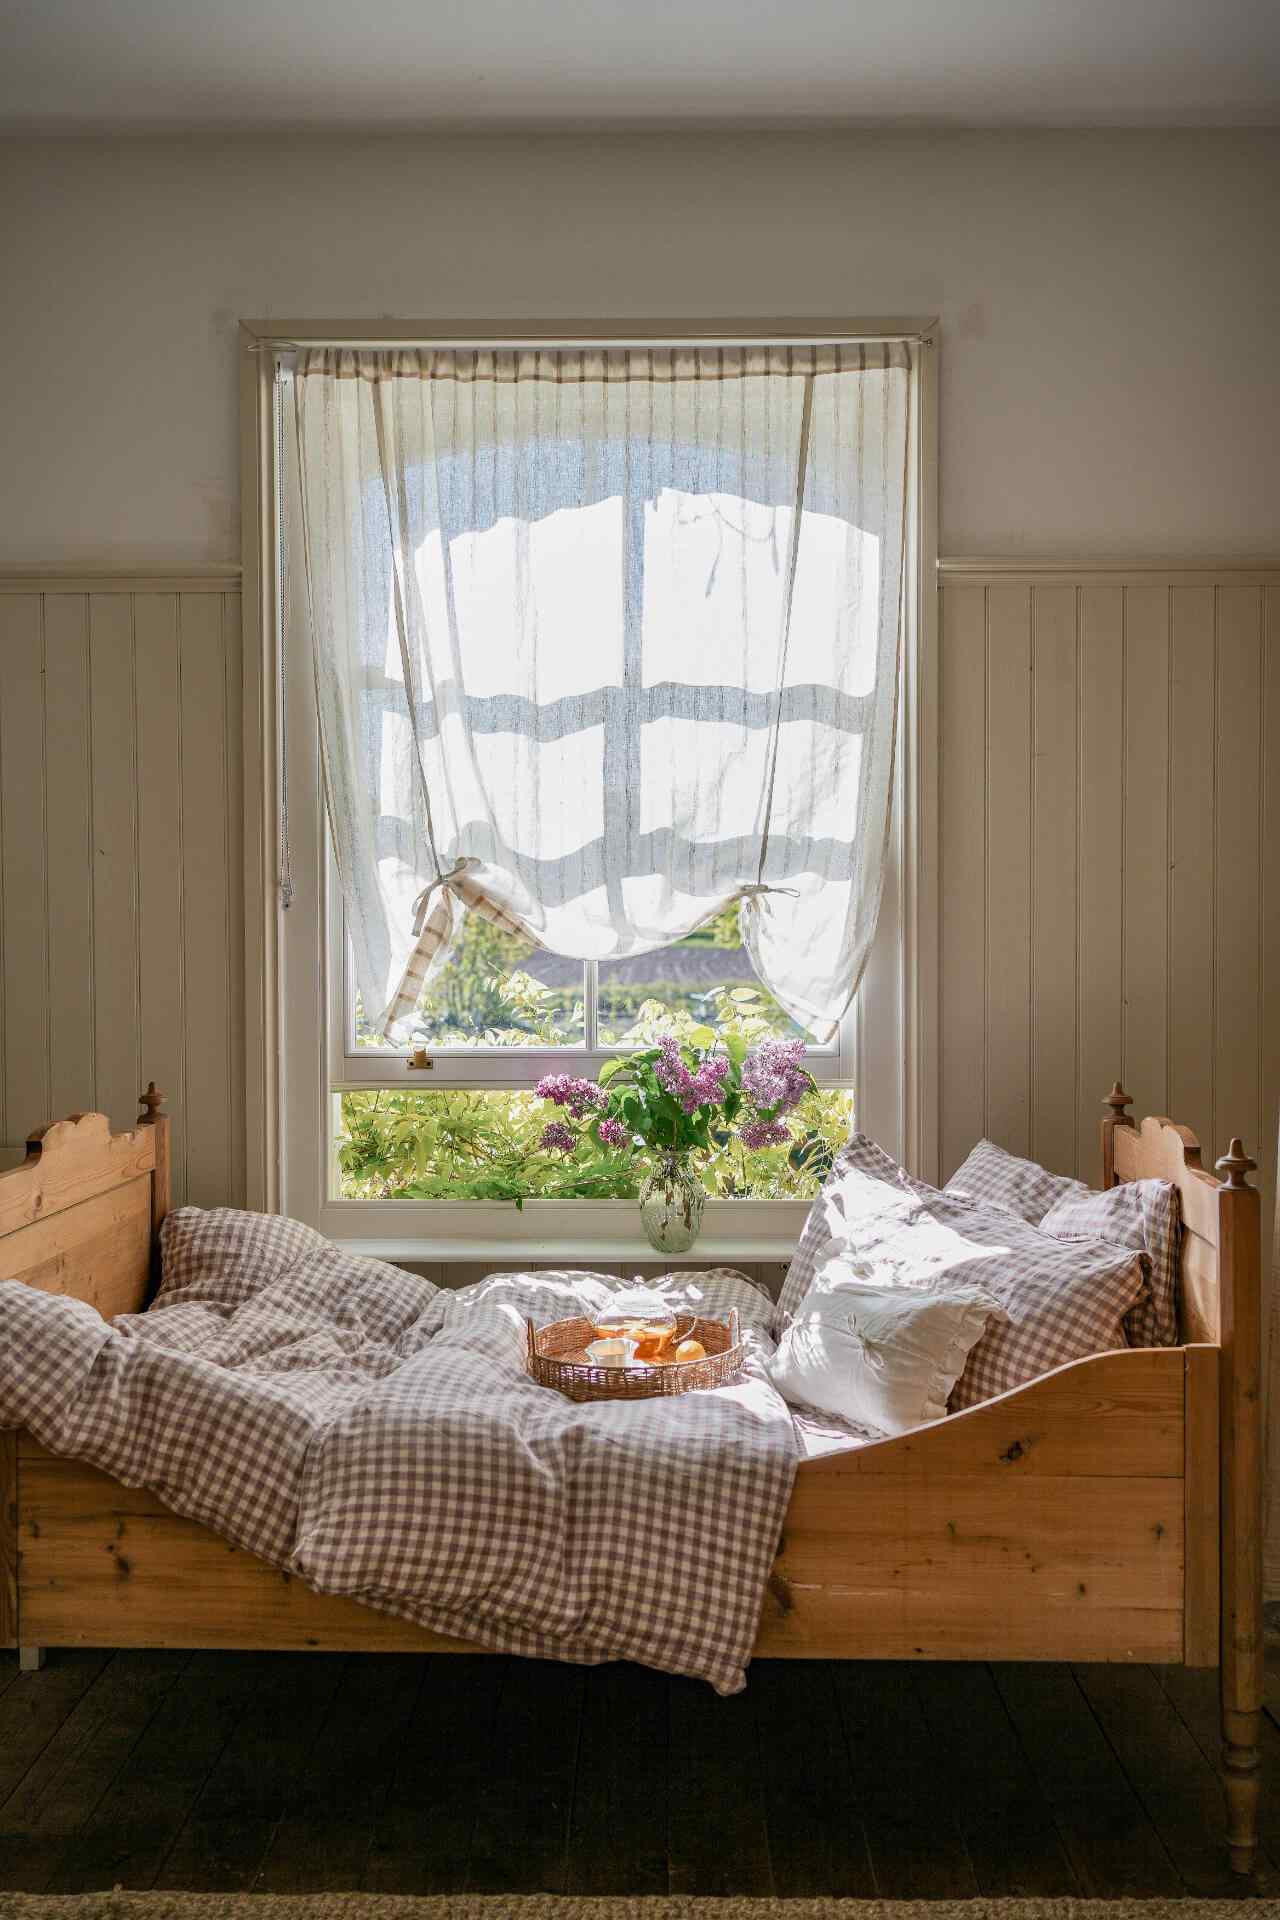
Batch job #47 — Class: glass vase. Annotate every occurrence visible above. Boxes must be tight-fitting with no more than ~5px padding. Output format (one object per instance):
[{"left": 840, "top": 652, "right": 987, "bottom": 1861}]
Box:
[{"left": 638, "top": 1151, "right": 705, "bottom": 1255}]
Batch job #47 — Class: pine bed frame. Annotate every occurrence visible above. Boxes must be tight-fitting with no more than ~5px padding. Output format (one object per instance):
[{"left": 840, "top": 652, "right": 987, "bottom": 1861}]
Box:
[{"left": 0, "top": 1082, "right": 1265, "bottom": 1872}]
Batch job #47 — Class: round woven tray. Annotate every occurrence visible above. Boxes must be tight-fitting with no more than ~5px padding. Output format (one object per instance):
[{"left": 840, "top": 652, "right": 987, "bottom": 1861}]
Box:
[{"left": 526, "top": 1308, "right": 743, "bottom": 1401}]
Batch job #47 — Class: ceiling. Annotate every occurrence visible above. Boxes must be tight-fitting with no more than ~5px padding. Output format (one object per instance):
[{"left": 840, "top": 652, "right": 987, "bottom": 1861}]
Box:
[{"left": 2, "top": 0, "right": 1278, "bottom": 134}]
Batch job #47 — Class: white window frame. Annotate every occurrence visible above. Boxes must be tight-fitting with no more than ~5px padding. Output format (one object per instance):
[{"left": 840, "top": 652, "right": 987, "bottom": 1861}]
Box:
[
  {"left": 327, "top": 859, "right": 852, "bottom": 1089},
  {"left": 241, "top": 317, "right": 939, "bottom": 1260}
]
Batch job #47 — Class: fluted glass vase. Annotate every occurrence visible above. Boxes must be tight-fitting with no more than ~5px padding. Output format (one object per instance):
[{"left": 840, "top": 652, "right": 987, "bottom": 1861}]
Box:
[{"left": 638, "top": 1151, "right": 705, "bottom": 1255}]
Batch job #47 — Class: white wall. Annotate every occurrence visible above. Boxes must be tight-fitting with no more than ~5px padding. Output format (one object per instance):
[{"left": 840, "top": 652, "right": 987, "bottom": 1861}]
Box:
[{"left": 1, "top": 128, "right": 1278, "bottom": 564}]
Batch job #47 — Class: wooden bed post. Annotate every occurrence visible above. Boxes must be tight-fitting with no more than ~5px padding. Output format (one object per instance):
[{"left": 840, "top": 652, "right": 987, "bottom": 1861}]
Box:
[
  {"left": 137, "top": 1083, "right": 170, "bottom": 1297},
  {"left": 1101, "top": 1082, "right": 1134, "bottom": 1189},
  {"left": 1215, "top": 1136, "right": 1263, "bottom": 1875}
]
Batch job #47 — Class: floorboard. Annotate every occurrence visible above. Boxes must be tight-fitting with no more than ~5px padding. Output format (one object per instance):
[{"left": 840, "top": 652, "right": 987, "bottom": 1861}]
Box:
[
  {"left": 910, "top": 1662, "right": 1079, "bottom": 1896},
  {"left": 667, "top": 1669, "right": 774, "bottom": 1896},
  {"left": 46, "top": 1652, "right": 266, "bottom": 1894},
  {"left": 752, "top": 1660, "right": 876, "bottom": 1898},
  {"left": 1076, "top": 1662, "right": 1275, "bottom": 1897},
  {"left": 0, "top": 1649, "right": 1266, "bottom": 1898},
  {"left": 565, "top": 1659, "right": 668, "bottom": 1897},
  {"left": 834, "top": 1662, "right": 977, "bottom": 1898},
  {"left": 157, "top": 1654, "right": 349, "bottom": 1892},
  {"left": 366, "top": 1656, "right": 502, "bottom": 1896},
  {"left": 993, "top": 1663, "right": 1186, "bottom": 1899},
  {"left": 467, "top": 1658, "right": 583, "bottom": 1897},
  {"left": 256, "top": 1653, "right": 423, "bottom": 1894}
]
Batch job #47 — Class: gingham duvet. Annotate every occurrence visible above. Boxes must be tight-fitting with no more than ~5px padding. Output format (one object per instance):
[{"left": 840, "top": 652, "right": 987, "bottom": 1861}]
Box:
[{"left": 0, "top": 1208, "right": 797, "bottom": 1695}]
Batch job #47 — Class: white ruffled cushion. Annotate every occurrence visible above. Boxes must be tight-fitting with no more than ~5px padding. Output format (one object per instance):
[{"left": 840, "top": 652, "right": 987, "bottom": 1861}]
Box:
[{"left": 769, "top": 1250, "right": 1007, "bottom": 1435}]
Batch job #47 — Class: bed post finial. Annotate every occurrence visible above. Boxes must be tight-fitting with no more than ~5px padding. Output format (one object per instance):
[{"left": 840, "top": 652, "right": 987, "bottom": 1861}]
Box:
[
  {"left": 1100, "top": 1082, "right": 1134, "bottom": 1188},
  {"left": 136, "top": 1083, "right": 171, "bottom": 1299},
  {"left": 1216, "top": 1139, "right": 1257, "bottom": 1189}
]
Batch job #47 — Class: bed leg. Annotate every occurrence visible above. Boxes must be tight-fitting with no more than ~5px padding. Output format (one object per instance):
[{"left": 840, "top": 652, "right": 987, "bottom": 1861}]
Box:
[
  {"left": 1215, "top": 1139, "right": 1264, "bottom": 1878},
  {"left": 1223, "top": 1707, "right": 1262, "bottom": 1875},
  {"left": 18, "top": 1647, "right": 44, "bottom": 1673}
]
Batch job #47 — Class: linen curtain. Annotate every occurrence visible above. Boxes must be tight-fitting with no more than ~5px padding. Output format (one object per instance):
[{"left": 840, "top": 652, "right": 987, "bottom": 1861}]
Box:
[{"left": 290, "top": 343, "right": 914, "bottom": 1040}]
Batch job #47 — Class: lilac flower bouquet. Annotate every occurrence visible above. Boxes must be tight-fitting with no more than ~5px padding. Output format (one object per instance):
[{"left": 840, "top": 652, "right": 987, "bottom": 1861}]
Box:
[
  {"left": 535, "top": 1031, "right": 816, "bottom": 1250},
  {"left": 535, "top": 1033, "right": 815, "bottom": 1163}
]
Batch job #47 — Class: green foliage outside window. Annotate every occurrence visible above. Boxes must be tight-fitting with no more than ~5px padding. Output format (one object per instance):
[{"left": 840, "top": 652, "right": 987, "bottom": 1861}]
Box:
[{"left": 338, "top": 916, "right": 854, "bottom": 1203}]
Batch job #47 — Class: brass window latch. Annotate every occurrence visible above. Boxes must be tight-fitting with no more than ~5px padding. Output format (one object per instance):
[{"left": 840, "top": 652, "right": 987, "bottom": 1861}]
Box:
[{"left": 408, "top": 1048, "right": 434, "bottom": 1071}]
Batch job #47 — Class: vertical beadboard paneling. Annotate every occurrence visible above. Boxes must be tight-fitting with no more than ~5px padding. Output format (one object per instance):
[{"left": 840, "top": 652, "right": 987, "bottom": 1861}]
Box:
[
  {"left": 43, "top": 595, "right": 95, "bottom": 1118},
  {"left": 179, "top": 592, "right": 233, "bottom": 1209},
  {"left": 1030, "top": 586, "right": 1078, "bottom": 1176},
  {"left": 938, "top": 586, "right": 987, "bottom": 1179},
  {"left": 134, "top": 594, "right": 187, "bottom": 1200},
  {"left": 0, "top": 595, "right": 48, "bottom": 1140},
  {"left": 1121, "top": 587, "right": 1171, "bottom": 1122},
  {"left": 1167, "top": 587, "right": 1217, "bottom": 1156},
  {"left": 1263, "top": 587, "right": 1280, "bottom": 1249},
  {"left": 1075, "top": 588, "right": 1125, "bottom": 1174},
  {"left": 937, "top": 564, "right": 1275, "bottom": 1196},
  {"left": 88, "top": 594, "right": 141, "bottom": 1137},
  {"left": 0, "top": 576, "right": 242, "bottom": 1212},
  {"left": 223, "top": 593, "right": 247, "bottom": 1206},
  {"left": 984, "top": 586, "right": 1033, "bottom": 1154}
]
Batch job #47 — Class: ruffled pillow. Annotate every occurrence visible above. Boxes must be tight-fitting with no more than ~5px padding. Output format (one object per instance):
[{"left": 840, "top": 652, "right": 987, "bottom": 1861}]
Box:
[{"left": 770, "top": 1250, "right": 1006, "bottom": 1434}]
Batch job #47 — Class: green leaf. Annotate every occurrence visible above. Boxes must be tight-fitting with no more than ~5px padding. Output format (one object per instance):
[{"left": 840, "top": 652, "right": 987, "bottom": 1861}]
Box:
[{"left": 597, "top": 1057, "right": 626, "bottom": 1085}]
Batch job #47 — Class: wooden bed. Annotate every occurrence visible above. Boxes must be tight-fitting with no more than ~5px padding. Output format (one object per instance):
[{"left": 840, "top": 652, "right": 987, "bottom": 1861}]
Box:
[{"left": 0, "top": 1082, "right": 1264, "bottom": 1872}]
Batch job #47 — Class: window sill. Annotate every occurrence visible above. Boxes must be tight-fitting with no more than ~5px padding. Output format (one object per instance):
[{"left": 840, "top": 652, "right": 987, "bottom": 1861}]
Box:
[
  {"left": 318, "top": 1196, "right": 808, "bottom": 1266},
  {"left": 340, "top": 1232, "right": 797, "bottom": 1265}
]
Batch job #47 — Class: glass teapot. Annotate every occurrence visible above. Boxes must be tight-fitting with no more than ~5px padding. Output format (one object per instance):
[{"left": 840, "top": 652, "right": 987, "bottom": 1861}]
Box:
[{"left": 592, "top": 1283, "right": 691, "bottom": 1362}]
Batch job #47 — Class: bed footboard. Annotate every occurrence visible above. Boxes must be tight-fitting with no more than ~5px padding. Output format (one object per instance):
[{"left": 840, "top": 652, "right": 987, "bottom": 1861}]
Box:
[{"left": 755, "top": 1344, "right": 1217, "bottom": 1664}]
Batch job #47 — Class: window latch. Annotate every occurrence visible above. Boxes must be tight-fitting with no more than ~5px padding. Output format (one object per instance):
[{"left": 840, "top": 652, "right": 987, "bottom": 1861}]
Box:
[{"left": 408, "top": 1048, "right": 434, "bottom": 1071}]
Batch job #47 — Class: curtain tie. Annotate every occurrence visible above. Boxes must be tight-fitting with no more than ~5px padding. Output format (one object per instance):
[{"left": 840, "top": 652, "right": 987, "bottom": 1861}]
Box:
[{"left": 411, "top": 858, "right": 471, "bottom": 937}]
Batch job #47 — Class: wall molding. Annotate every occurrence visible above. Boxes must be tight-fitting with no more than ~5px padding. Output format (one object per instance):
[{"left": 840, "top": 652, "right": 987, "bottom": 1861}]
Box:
[
  {"left": 6, "top": 558, "right": 1276, "bottom": 591},
  {"left": 938, "top": 556, "right": 1280, "bottom": 585},
  {"left": 0, "top": 567, "right": 242, "bottom": 594}
]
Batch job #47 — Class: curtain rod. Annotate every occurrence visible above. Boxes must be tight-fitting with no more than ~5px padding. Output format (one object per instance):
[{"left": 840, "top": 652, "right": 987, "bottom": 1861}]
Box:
[{"left": 248, "top": 329, "right": 934, "bottom": 353}]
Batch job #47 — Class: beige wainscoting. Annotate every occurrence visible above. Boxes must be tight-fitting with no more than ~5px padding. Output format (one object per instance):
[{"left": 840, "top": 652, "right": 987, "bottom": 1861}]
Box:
[
  {"left": 938, "top": 562, "right": 1279, "bottom": 1205},
  {"left": 0, "top": 571, "right": 245, "bottom": 1208}
]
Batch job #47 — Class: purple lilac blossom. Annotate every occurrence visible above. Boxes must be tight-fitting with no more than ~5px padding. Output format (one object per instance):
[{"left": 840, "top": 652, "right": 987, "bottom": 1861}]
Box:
[
  {"left": 739, "top": 1118, "right": 792, "bottom": 1150},
  {"left": 653, "top": 1037, "right": 730, "bottom": 1113},
  {"left": 539, "top": 1121, "right": 576, "bottom": 1153},
  {"left": 597, "top": 1116, "right": 629, "bottom": 1148},
  {"left": 739, "top": 1038, "right": 809, "bottom": 1116},
  {"left": 535, "top": 1073, "right": 607, "bottom": 1119}
]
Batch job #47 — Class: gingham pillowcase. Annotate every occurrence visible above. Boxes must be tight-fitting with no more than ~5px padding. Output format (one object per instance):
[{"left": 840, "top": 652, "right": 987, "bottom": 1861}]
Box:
[
  {"left": 777, "top": 1134, "right": 1149, "bottom": 1411},
  {"left": 943, "top": 1138, "right": 1086, "bottom": 1223},
  {"left": 1040, "top": 1178, "right": 1181, "bottom": 1348}
]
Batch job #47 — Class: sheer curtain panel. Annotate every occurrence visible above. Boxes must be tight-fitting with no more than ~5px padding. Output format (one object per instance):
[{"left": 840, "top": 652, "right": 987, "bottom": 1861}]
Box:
[{"left": 290, "top": 344, "right": 914, "bottom": 1040}]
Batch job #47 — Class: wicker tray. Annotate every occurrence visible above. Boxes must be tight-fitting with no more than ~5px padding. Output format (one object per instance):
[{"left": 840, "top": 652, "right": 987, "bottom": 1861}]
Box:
[{"left": 526, "top": 1308, "right": 743, "bottom": 1401}]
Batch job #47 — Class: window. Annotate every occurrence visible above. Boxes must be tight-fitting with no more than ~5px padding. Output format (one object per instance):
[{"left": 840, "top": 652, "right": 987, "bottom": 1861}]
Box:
[{"left": 256, "top": 324, "right": 937, "bottom": 1252}]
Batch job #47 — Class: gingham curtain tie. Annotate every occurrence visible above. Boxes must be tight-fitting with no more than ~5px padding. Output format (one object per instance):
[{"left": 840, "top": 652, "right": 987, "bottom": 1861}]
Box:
[{"left": 411, "top": 857, "right": 471, "bottom": 937}]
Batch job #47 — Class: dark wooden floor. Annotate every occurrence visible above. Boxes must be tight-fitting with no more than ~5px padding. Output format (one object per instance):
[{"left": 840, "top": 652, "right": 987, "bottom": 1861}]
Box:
[{"left": 0, "top": 1649, "right": 1276, "bottom": 1899}]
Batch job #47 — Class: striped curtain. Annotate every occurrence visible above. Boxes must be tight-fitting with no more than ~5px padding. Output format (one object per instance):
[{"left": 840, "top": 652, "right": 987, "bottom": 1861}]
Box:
[{"left": 289, "top": 344, "right": 914, "bottom": 1040}]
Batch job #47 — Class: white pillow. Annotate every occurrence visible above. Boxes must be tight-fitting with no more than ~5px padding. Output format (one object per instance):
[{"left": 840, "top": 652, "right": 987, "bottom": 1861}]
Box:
[{"left": 768, "top": 1251, "right": 1007, "bottom": 1436}]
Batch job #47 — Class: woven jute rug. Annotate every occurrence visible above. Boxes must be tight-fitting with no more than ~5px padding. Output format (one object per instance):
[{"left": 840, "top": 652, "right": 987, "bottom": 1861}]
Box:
[{"left": 0, "top": 1898, "right": 1273, "bottom": 1919}]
